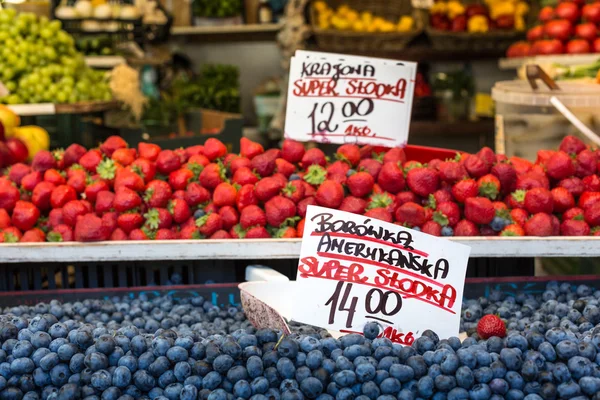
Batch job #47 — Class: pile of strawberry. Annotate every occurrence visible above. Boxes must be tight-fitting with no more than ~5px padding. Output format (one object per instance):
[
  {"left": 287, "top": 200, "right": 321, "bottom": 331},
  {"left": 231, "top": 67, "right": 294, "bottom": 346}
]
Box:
[{"left": 0, "top": 134, "right": 599, "bottom": 243}]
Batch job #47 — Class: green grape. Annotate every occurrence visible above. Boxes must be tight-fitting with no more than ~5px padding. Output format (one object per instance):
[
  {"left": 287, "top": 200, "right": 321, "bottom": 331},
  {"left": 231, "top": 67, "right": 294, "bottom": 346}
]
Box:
[
  {"left": 5, "top": 81, "right": 16, "bottom": 92},
  {"left": 2, "top": 68, "right": 14, "bottom": 80},
  {"left": 6, "top": 94, "right": 21, "bottom": 105}
]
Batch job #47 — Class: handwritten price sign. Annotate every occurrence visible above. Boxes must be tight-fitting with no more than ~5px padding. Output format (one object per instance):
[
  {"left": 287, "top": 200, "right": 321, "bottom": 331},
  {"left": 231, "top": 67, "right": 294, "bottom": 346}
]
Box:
[
  {"left": 284, "top": 51, "right": 417, "bottom": 147},
  {"left": 293, "top": 206, "right": 470, "bottom": 343}
]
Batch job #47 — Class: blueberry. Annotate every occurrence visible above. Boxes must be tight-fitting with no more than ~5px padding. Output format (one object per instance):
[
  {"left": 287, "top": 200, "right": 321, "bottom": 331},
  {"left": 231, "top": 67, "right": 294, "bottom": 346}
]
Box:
[
  {"left": 362, "top": 323, "right": 380, "bottom": 340},
  {"left": 441, "top": 226, "right": 454, "bottom": 236},
  {"left": 133, "top": 370, "right": 155, "bottom": 392},
  {"left": 417, "top": 376, "right": 435, "bottom": 398},
  {"left": 300, "top": 377, "right": 323, "bottom": 398},
  {"left": 11, "top": 357, "right": 35, "bottom": 374},
  {"left": 278, "top": 339, "right": 299, "bottom": 359}
]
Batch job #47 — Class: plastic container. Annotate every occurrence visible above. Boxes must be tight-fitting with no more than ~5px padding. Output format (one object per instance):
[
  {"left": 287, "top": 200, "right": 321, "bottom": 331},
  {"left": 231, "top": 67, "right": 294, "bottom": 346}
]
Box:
[{"left": 492, "top": 80, "right": 600, "bottom": 160}]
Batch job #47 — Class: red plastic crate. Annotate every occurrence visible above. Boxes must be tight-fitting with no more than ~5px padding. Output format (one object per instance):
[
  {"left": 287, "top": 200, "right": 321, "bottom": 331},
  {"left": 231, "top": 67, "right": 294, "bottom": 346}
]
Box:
[{"left": 403, "top": 145, "right": 465, "bottom": 164}]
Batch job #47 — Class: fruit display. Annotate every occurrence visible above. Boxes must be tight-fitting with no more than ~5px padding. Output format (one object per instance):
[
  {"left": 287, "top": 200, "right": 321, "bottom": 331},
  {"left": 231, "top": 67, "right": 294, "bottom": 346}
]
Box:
[
  {"left": 0, "top": 278, "right": 597, "bottom": 399},
  {"left": 0, "top": 105, "right": 50, "bottom": 168},
  {"left": 507, "top": 0, "right": 600, "bottom": 57},
  {"left": 429, "top": 0, "right": 529, "bottom": 33},
  {"left": 192, "top": 0, "right": 243, "bottom": 19},
  {"left": 313, "top": 2, "right": 416, "bottom": 33},
  {"left": 0, "top": 9, "right": 112, "bottom": 105}
]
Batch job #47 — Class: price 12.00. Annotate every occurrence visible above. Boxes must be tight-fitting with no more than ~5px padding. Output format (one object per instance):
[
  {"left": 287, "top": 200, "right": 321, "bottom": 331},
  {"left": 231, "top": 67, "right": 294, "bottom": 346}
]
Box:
[{"left": 308, "top": 99, "right": 375, "bottom": 137}]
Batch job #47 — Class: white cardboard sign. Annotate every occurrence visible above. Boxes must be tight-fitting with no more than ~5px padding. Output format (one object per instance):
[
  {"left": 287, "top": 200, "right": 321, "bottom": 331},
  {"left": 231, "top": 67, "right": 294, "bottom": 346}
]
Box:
[
  {"left": 293, "top": 206, "right": 471, "bottom": 343},
  {"left": 284, "top": 50, "right": 417, "bottom": 148}
]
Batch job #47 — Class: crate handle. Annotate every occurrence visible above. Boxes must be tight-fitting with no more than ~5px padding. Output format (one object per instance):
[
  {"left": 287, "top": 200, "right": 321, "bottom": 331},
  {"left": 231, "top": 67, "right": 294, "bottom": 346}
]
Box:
[{"left": 525, "top": 64, "right": 560, "bottom": 91}]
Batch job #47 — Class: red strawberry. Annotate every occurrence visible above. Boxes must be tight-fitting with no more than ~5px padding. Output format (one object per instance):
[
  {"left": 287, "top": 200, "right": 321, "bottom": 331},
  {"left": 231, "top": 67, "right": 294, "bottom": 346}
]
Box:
[
  {"left": 0, "top": 227, "right": 22, "bottom": 243},
  {"left": 438, "top": 160, "right": 468, "bottom": 184},
  {"left": 297, "top": 196, "right": 317, "bottom": 217},
  {"left": 383, "top": 148, "right": 406, "bottom": 164},
  {"left": 328, "top": 160, "right": 350, "bottom": 177},
  {"left": 454, "top": 220, "right": 478, "bottom": 236},
  {"left": 184, "top": 182, "right": 210, "bottom": 207},
  {"left": 229, "top": 224, "right": 247, "bottom": 239},
  {"left": 550, "top": 187, "right": 574, "bottom": 213},
  {"left": 0, "top": 209, "right": 9, "bottom": 229},
  {"left": 0, "top": 183, "right": 20, "bottom": 212},
  {"left": 199, "top": 163, "right": 226, "bottom": 190},
  {"left": 477, "top": 147, "right": 496, "bottom": 168},
  {"left": 395, "top": 202, "right": 426, "bottom": 227},
  {"left": 339, "top": 196, "right": 367, "bottom": 214},
  {"left": 275, "top": 226, "right": 297, "bottom": 238},
  {"left": 436, "top": 202, "right": 460, "bottom": 227},
  {"left": 524, "top": 213, "right": 553, "bottom": 236},
  {"left": 559, "top": 135, "right": 586, "bottom": 154},
  {"left": 428, "top": 159, "right": 443, "bottom": 171},
  {"left": 316, "top": 180, "right": 344, "bottom": 209},
  {"left": 462, "top": 155, "right": 489, "bottom": 178},
  {"left": 282, "top": 181, "right": 305, "bottom": 203},
  {"left": 79, "top": 149, "right": 103, "bottom": 173},
  {"left": 477, "top": 174, "right": 501, "bottom": 200},
  {"left": 141, "top": 181, "right": 170, "bottom": 209},
  {"left": 61, "top": 200, "right": 87, "bottom": 227},
  {"left": 74, "top": 213, "right": 110, "bottom": 242},
  {"left": 303, "top": 181, "right": 316, "bottom": 197},
  {"left": 583, "top": 175, "right": 600, "bottom": 192},
  {"left": 49, "top": 185, "right": 76, "bottom": 209},
  {"left": 114, "top": 169, "right": 145, "bottom": 193},
  {"left": 516, "top": 172, "right": 549, "bottom": 191},
  {"left": 546, "top": 151, "right": 575, "bottom": 180},
  {"left": 491, "top": 162, "right": 517, "bottom": 195},
  {"left": 510, "top": 209, "right": 528, "bottom": 227},
  {"left": 282, "top": 139, "right": 305, "bottom": 164},
  {"left": 204, "top": 138, "right": 228, "bottom": 161},
  {"left": 301, "top": 148, "right": 327, "bottom": 168},
  {"left": 196, "top": 213, "right": 223, "bottom": 237},
  {"left": 233, "top": 167, "right": 259, "bottom": 186},
  {"left": 143, "top": 208, "right": 173, "bottom": 231},
  {"left": 168, "top": 198, "right": 191, "bottom": 224},
  {"left": 297, "top": 219, "right": 305, "bottom": 237},
  {"left": 95, "top": 191, "right": 114, "bottom": 214},
  {"left": 575, "top": 149, "right": 597, "bottom": 177},
  {"left": 129, "top": 229, "right": 149, "bottom": 241},
  {"left": 272, "top": 173, "right": 288, "bottom": 188},
  {"left": 255, "top": 177, "right": 284, "bottom": 203},
  {"left": 31, "top": 150, "right": 56, "bottom": 172},
  {"left": 155, "top": 229, "right": 178, "bottom": 240},
  {"left": 396, "top": 191, "right": 419, "bottom": 207},
  {"left": 100, "top": 136, "right": 127, "bottom": 157},
  {"left": 275, "top": 158, "right": 296, "bottom": 178},
  {"left": 347, "top": 172, "right": 374, "bottom": 198},
  {"left": 168, "top": 168, "right": 194, "bottom": 191},
  {"left": 112, "top": 148, "right": 136, "bottom": 166},
  {"left": 217, "top": 206, "right": 238, "bottom": 231},
  {"left": 21, "top": 228, "right": 45, "bottom": 243},
  {"left": 240, "top": 205, "right": 267, "bottom": 229},
  {"left": 212, "top": 183, "right": 237, "bottom": 207},
  {"left": 509, "top": 156, "right": 533, "bottom": 175},
  {"left": 433, "top": 189, "right": 453, "bottom": 204},
  {"left": 8, "top": 163, "right": 30, "bottom": 185},
  {"left": 336, "top": 144, "right": 361, "bottom": 166},
  {"left": 252, "top": 149, "right": 280, "bottom": 177},
  {"left": 138, "top": 142, "right": 161, "bottom": 161},
  {"left": 43, "top": 169, "right": 66, "bottom": 186},
  {"left": 229, "top": 156, "right": 251, "bottom": 175},
  {"left": 452, "top": 179, "right": 478, "bottom": 203},
  {"left": 113, "top": 188, "right": 142, "bottom": 212},
  {"left": 240, "top": 137, "right": 264, "bottom": 160},
  {"left": 421, "top": 221, "right": 442, "bottom": 236},
  {"left": 210, "top": 230, "right": 231, "bottom": 239},
  {"left": 236, "top": 184, "right": 259, "bottom": 210},
  {"left": 563, "top": 207, "right": 584, "bottom": 220},
  {"left": 246, "top": 226, "right": 271, "bottom": 238},
  {"left": 66, "top": 169, "right": 87, "bottom": 194},
  {"left": 464, "top": 197, "right": 494, "bottom": 224},
  {"left": 561, "top": 219, "right": 590, "bottom": 236},
  {"left": 584, "top": 203, "right": 600, "bottom": 226},
  {"left": 358, "top": 159, "right": 382, "bottom": 180},
  {"left": 21, "top": 171, "right": 43, "bottom": 192},
  {"left": 174, "top": 148, "right": 189, "bottom": 164},
  {"left": 179, "top": 225, "right": 200, "bottom": 240},
  {"left": 500, "top": 224, "right": 525, "bottom": 237},
  {"left": 83, "top": 180, "right": 108, "bottom": 204},
  {"left": 578, "top": 191, "right": 600, "bottom": 209},
  {"left": 536, "top": 149, "right": 555, "bottom": 166},
  {"left": 223, "top": 153, "right": 237, "bottom": 168},
  {"left": 156, "top": 150, "right": 182, "bottom": 175},
  {"left": 117, "top": 212, "right": 144, "bottom": 234},
  {"left": 11, "top": 201, "right": 40, "bottom": 231},
  {"left": 63, "top": 144, "right": 86, "bottom": 168},
  {"left": 558, "top": 177, "right": 585, "bottom": 197},
  {"left": 477, "top": 315, "right": 506, "bottom": 339},
  {"left": 377, "top": 163, "right": 405, "bottom": 194},
  {"left": 524, "top": 188, "right": 553, "bottom": 214},
  {"left": 406, "top": 167, "right": 439, "bottom": 197},
  {"left": 265, "top": 196, "right": 297, "bottom": 227},
  {"left": 47, "top": 224, "right": 74, "bottom": 242},
  {"left": 100, "top": 212, "right": 118, "bottom": 235},
  {"left": 365, "top": 208, "right": 393, "bottom": 223},
  {"left": 367, "top": 192, "right": 395, "bottom": 213},
  {"left": 131, "top": 158, "right": 156, "bottom": 183},
  {"left": 188, "top": 154, "right": 211, "bottom": 170}
]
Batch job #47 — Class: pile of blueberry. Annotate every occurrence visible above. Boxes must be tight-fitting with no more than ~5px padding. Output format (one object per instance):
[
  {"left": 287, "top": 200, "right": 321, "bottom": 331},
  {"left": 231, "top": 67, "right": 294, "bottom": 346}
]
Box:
[{"left": 1, "top": 281, "right": 600, "bottom": 400}]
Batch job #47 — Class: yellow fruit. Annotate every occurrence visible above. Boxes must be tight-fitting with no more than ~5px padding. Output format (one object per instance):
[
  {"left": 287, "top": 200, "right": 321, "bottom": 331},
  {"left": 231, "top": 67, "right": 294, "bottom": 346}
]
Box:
[
  {"left": 346, "top": 10, "right": 359, "bottom": 22},
  {"left": 361, "top": 11, "right": 373, "bottom": 23},
  {"left": 337, "top": 5, "right": 351, "bottom": 16},
  {"left": 380, "top": 22, "right": 396, "bottom": 32},
  {"left": 397, "top": 16, "right": 414, "bottom": 32},
  {"left": 12, "top": 126, "right": 50, "bottom": 160},
  {"left": 313, "top": 1, "right": 328, "bottom": 12},
  {"left": 373, "top": 17, "right": 385, "bottom": 28},
  {"left": 0, "top": 105, "right": 21, "bottom": 137},
  {"left": 516, "top": 2, "right": 529, "bottom": 16},
  {"left": 352, "top": 20, "right": 366, "bottom": 32}
]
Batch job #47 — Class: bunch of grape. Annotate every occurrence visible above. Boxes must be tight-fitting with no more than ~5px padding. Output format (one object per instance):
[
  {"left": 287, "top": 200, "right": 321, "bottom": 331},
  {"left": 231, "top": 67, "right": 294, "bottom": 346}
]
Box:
[{"left": 0, "top": 9, "right": 112, "bottom": 105}]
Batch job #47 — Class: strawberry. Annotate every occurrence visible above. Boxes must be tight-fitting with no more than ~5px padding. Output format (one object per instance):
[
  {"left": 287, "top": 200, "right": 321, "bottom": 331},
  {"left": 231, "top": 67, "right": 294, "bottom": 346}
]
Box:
[
  {"left": 21, "top": 171, "right": 43, "bottom": 192},
  {"left": 563, "top": 207, "right": 584, "bottom": 220},
  {"left": 406, "top": 167, "right": 439, "bottom": 197},
  {"left": 255, "top": 177, "right": 284, "bottom": 203},
  {"left": 365, "top": 208, "right": 393, "bottom": 223},
  {"left": 282, "top": 139, "right": 305, "bottom": 164},
  {"left": 433, "top": 189, "right": 453, "bottom": 204},
  {"left": 84, "top": 180, "right": 109, "bottom": 204},
  {"left": 558, "top": 177, "right": 585, "bottom": 197},
  {"left": 100, "top": 211, "right": 119, "bottom": 234},
  {"left": 477, "top": 147, "right": 496, "bottom": 168},
  {"left": 21, "top": 228, "right": 45, "bottom": 242},
  {"left": 297, "top": 196, "right": 317, "bottom": 217},
  {"left": 11, "top": 201, "right": 40, "bottom": 231},
  {"left": 184, "top": 183, "right": 211, "bottom": 207},
  {"left": 297, "top": 219, "right": 306, "bottom": 237},
  {"left": 524, "top": 188, "right": 553, "bottom": 214},
  {"left": 275, "top": 158, "right": 296, "bottom": 178},
  {"left": 367, "top": 192, "right": 394, "bottom": 213},
  {"left": 316, "top": 180, "right": 344, "bottom": 209},
  {"left": 477, "top": 174, "right": 501, "bottom": 200},
  {"left": 131, "top": 158, "right": 156, "bottom": 183},
  {"left": 282, "top": 181, "right": 305, "bottom": 203},
  {"left": 129, "top": 229, "right": 149, "bottom": 241},
  {"left": 100, "top": 136, "right": 127, "bottom": 157},
  {"left": 578, "top": 191, "right": 600, "bottom": 209},
  {"left": 383, "top": 148, "right": 406, "bottom": 164},
  {"left": 95, "top": 191, "right": 115, "bottom": 214},
  {"left": 436, "top": 202, "right": 460, "bottom": 227},
  {"left": 185, "top": 145, "right": 203, "bottom": 157},
  {"left": 508, "top": 208, "right": 527, "bottom": 227},
  {"left": 50, "top": 185, "right": 77, "bottom": 209},
  {"left": 0, "top": 209, "right": 9, "bottom": 229},
  {"left": 8, "top": 163, "right": 31, "bottom": 185},
  {"left": 275, "top": 226, "right": 297, "bottom": 238},
  {"left": 252, "top": 149, "right": 280, "bottom": 177},
  {"left": 196, "top": 213, "right": 223, "bottom": 237},
  {"left": 584, "top": 203, "right": 600, "bottom": 226},
  {"left": 583, "top": 175, "right": 600, "bottom": 192},
  {"left": 438, "top": 160, "right": 468, "bottom": 184},
  {"left": 452, "top": 179, "right": 478, "bottom": 203},
  {"left": 509, "top": 156, "right": 533, "bottom": 175},
  {"left": 31, "top": 150, "right": 56, "bottom": 172},
  {"left": 336, "top": 144, "right": 361, "bottom": 166},
  {"left": 327, "top": 160, "right": 350, "bottom": 178},
  {"left": 213, "top": 182, "right": 238, "bottom": 207},
  {"left": 174, "top": 148, "right": 189, "bottom": 164},
  {"left": 229, "top": 224, "right": 247, "bottom": 239},
  {"left": 142, "top": 180, "right": 171, "bottom": 209},
  {"left": 47, "top": 224, "right": 74, "bottom": 242},
  {"left": 550, "top": 187, "right": 574, "bottom": 213},
  {"left": 62, "top": 200, "right": 88, "bottom": 227},
  {"left": 428, "top": 159, "right": 443, "bottom": 171},
  {"left": 144, "top": 208, "right": 173, "bottom": 231},
  {"left": 210, "top": 230, "right": 231, "bottom": 239},
  {"left": 516, "top": 171, "right": 549, "bottom": 191},
  {"left": 561, "top": 219, "right": 590, "bottom": 236},
  {"left": 575, "top": 149, "right": 597, "bottom": 177},
  {"left": 62, "top": 144, "right": 86, "bottom": 168},
  {"left": 223, "top": 153, "right": 237, "bottom": 168},
  {"left": 347, "top": 171, "right": 374, "bottom": 198},
  {"left": 358, "top": 159, "right": 382, "bottom": 180},
  {"left": 546, "top": 151, "right": 575, "bottom": 180},
  {"left": 496, "top": 154, "right": 507, "bottom": 163},
  {"left": 303, "top": 165, "right": 327, "bottom": 187},
  {"left": 43, "top": 169, "right": 66, "bottom": 186},
  {"left": 0, "top": 227, "right": 22, "bottom": 243},
  {"left": 464, "top": 197, "right": 494, "bottom": 225},
  {"left": 229, "top": 156, "right": 251, "bottom": 175},
  {"left": 301, "top": 148, "right": 327, "bottom": 168},
  {"left": 500, "top": 224, "right": 525, "bottom": 236},
  {"left": 168, "top": 168, "right": 194, "bottom": 191},
  {"left": 138, "top": 142, "right": 161, "bottom": 161},
  {"left": 113, "top": 188, "right": 142, "bottom": 212},
  {"left": 524, "top": 213, "right": 553, "bottom": 236},
  {"left": 303, "top": 181, "right": 316, "bottom": 197},
  {"left": 491, "top": 162, "right": 517, "bottom": 195},
  {"left": 236, "top": 184, "right": 259, "bottom": 210},
  {"left": 216, "top": 206, "right": 238, "bottom": 231},
  {"left": 114, "top": 169, "right": 145, "bottom": 193},
  {"left": 156, "top": 150, "right": 182, "bottom": 175},
  {"left": 559, "top": 135, "right": 586, "bottom": 155},
  {"left": 79, "top": 149, "right": 103, "bottom": 173},
  {"left": 339, "top": 196, "right": 367, "bottom": 214},
  {"left": 477, "top": 315, "right": 506, "bottom": 339},
  {"left": 536, "top": 149, "right": 555, "bottom": 166},
  {"left": 74, "top": 213, "right": 110, "bottom": 242},
  {"left": 240, "top": 205, "right": 267, "bottom": 229},
  {"left": 233, "top": 167, "right": 259, "bottom": 186},
  {"left": 204, "top": 138, "right": 228, "bottom": 161},
  {"left": 66, "top": 169, "right": 87, "bottom": 194},
  {"left": 272, "top": 173, "right": 288, "bottom": 188},
  {"left": 462, "top": 154, "right": 489, "bottom": 178},
  {"left": 169, "top": 198, "right": 191, "bottom": 224},
  {"left": 112, "top": 148, "right": 136, "bottom": 166},
  {"left": 154, "top": 229, "right": 177, "bottom": 240},
  {"left": 188, "top": 154, "right": 211, "bottom": 171},
  {"left": 240, "top": 137, "right": 264, "bottom": 160},
  {"left": 246, "top": 226, "right": 271, "bottom": 238},
  {"left": 395, "top": 202, "right": 426, "bottom": 227},
  {"left": 265, "top": 196, "right": 297, "bottom": 227},
  {"left": 179, "top": 225, "right": 200, "bottom": 240},
  {"left": 396, "top": 191, "right": 419, "bottom": 206},
  {"left": 377, "top": 163, "right": 405, "bottom": 194},
  {"left": 421, "top": 221, "right": 442, "bottom": 236},
  {"left": 199, "top": 163, "right": 226, "bottom": 190},
  {"left": 0, "top": 183, "right": 20, "bottom": 212},
  {"left": 118, "top": 212, "right": 144, "bottom": 234}
]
